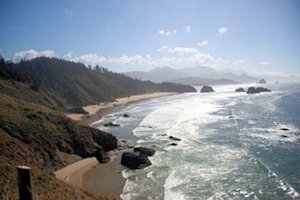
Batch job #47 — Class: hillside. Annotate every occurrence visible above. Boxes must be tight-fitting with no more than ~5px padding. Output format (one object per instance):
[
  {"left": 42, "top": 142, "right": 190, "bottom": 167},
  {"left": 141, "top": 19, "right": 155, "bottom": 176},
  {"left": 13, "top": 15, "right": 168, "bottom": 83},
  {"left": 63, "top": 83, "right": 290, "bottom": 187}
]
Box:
[
  {"left": 0, "top": 57, "right": 196, "bottom": 110},
  {"left": 0, "top": 94, "right": 117, "bottom": 199}
]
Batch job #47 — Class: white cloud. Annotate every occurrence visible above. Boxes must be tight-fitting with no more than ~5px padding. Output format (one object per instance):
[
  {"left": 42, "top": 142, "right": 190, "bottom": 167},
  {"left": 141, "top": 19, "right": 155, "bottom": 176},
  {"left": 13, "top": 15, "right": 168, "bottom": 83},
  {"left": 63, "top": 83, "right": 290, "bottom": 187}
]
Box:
[
  {"left": 182, "top": 53, "right": 213, "bottom": 67},
  {"left": 218, "top": 27, "right": 228, "bottom": 34},
  {"left": 158, "top": 29, "right": 177, "bottom": 36},
  {"left": 233, "top": 59, "right": 245, "bottom": 65},
  {"left": 12, "top": 49, "right": 56, "bottom": 63},
  {"left": 185, "top": 25, "right": 191, "bottom": 33},
  {"left": 197, "top": 40, "right": 209, "bottom": 46},
  {"left": 259, "top": 61, "right": 271, "bottom": 65},
  {"left": 71, "top": 53, "right": 106, "bottom": 66},
  {"left": 157, "top": 45, "right": 169, "bottom": 51},
  {"left": 168, "top": 47, "right": 199, "bottom": 55}
]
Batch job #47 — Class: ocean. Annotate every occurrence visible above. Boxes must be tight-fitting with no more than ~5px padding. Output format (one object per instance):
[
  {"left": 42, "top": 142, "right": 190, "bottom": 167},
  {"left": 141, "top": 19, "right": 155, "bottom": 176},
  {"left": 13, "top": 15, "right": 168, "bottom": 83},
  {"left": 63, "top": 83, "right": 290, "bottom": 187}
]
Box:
[{"left": 92, "top": 82, "right": 300, "bottom": 200}]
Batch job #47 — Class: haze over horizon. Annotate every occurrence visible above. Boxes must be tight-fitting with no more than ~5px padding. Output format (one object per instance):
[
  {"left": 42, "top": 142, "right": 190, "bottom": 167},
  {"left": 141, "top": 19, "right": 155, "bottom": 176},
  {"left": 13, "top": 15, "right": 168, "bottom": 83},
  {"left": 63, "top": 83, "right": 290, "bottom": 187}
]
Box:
[{"left": 0, "top": 0, "right": 299, "bottom": 77}]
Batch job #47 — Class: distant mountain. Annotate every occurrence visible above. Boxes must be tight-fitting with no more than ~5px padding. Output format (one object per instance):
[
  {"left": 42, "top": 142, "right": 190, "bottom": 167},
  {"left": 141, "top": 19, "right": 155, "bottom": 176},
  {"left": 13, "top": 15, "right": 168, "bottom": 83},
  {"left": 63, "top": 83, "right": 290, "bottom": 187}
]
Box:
[
  {"left": 126, "top": 66, "right": 183, "bottom": 82},
  {"left": 171, "top": 77, "right": 239, "bottom": 85},
  {"left": 126, "top": 66, "right": 258, "bottom": 84},
  {"left": 0, "top": 57, "right": 196, "bottom": 110}
]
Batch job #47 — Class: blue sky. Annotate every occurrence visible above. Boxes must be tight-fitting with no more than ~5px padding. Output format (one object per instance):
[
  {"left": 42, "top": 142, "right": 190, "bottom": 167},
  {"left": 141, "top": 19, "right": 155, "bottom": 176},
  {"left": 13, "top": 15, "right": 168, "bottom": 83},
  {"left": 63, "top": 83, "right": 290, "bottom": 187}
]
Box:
[{"left": 0, "top": 0, "right": 299, "bottom": 75}]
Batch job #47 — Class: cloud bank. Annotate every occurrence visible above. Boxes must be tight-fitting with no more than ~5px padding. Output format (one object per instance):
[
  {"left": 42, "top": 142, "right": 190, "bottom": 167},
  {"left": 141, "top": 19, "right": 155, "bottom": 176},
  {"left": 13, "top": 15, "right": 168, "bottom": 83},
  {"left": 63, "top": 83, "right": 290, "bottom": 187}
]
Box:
[{"left": 12, "top": 49, "right": 56, "bottom": 63}]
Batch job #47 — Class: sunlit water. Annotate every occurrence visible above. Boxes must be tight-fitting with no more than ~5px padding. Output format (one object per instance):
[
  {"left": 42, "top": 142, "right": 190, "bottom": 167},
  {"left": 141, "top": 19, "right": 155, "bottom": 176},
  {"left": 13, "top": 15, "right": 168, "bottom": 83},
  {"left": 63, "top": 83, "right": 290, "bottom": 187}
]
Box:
[{"left": 92, "top": 83, "right": 300, "bottom": 200}]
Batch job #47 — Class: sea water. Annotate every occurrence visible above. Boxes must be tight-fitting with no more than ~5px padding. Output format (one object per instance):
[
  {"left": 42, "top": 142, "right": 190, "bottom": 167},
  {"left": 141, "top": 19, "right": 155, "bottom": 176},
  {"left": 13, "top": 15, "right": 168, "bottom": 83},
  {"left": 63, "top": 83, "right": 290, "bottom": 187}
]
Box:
[{"left": 92, "top": 82, "right": 300, "bottom": 200}]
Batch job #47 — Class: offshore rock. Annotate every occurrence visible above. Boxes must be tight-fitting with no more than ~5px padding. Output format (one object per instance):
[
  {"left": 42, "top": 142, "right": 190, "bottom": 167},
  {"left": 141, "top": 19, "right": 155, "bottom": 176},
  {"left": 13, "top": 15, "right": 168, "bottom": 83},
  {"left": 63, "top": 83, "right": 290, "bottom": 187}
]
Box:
[
  {"left": 134, "top": 147, "right": 155, "bottom": 156},
  {"left": 200, "top": 86, "right": 215, "bottom": 93}
]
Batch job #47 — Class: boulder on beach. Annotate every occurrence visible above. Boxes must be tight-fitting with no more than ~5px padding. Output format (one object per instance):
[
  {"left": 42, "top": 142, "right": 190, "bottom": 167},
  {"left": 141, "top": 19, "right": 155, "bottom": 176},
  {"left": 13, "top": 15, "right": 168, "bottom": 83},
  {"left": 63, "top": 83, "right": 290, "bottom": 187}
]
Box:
[
  {"left": 134, "top": 147, "right": 155, "bottom": 156},
  {"left": 200, "top": 85, "right": 215, "bottom": 93},
  {"left": 235, "top": 88, "right": 245, "bottom": 92},
  {"left": 258, "top": 79, "right": 266, "bottom": 84},
  {"left": 103, "top": 122, "right": 120, "bottom": 127},
  {"left": 92, "top": 147, "right": 109, "bottom": 163},
  {"left": 169, "top": 136, "right": 181, "bottom": 141},
  {"left": 121, "top": 152, "right": 151, "bottom": 169}
]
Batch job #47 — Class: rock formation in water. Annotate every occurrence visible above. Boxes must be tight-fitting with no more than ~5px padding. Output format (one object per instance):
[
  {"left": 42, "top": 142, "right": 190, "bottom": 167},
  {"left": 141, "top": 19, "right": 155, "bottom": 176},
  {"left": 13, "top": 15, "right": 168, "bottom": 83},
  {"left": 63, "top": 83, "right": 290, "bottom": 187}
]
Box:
[
  {"left": 247, "top": 87, "right": 271, "bottom": 94},
  {"left": 134, "top": 147, "right": 155, "bottom": 156},
  {"left": 200, "top": 85, "right": 215, "bottom": 93},
  {"left": 258, "top": 79, "right": 266, "bottom": 84}
]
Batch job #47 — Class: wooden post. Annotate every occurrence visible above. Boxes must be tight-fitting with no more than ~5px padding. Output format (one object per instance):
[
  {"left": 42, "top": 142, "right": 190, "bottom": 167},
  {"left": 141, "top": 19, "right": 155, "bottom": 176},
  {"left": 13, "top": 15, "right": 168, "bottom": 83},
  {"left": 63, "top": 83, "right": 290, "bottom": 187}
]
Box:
[{"left": 17, "top": 166, "right": 32, "bottom": 200}]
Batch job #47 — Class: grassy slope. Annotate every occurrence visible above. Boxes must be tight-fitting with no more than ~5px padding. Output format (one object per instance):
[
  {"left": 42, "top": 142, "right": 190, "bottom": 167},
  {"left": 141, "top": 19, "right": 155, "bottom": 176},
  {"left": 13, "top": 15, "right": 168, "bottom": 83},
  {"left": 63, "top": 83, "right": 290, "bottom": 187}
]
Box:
[
  {"left": 0, "top": 132, "right": 113, "bottom": 200},
  {"left": 0, "top": 94, "right": 117, "bottom": 199}
]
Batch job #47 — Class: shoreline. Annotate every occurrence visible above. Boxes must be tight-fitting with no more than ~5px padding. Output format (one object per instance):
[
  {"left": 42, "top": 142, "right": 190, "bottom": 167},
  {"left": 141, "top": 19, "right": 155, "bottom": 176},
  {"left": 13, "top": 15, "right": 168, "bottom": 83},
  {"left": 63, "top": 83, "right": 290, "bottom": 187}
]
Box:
[
  {"left": 66, "top": 92, "right": 176, "bottom": 123},
  {"left": 56, "top": 92, "right": 177, "bottom": 199}
]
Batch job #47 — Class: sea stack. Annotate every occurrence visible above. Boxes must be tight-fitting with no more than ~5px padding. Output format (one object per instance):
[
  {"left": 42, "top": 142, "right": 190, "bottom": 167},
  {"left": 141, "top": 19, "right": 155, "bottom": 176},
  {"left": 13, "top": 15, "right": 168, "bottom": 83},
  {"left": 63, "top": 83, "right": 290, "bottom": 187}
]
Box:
[
  {"left": 258, "top": 79, "right": 266, "bottom": 84},
  {"left": 247, "top": 87, "right": 271, "bottom": 94},
  {"left": 200, "top": 85, "right": 215, "bottom": 93}
]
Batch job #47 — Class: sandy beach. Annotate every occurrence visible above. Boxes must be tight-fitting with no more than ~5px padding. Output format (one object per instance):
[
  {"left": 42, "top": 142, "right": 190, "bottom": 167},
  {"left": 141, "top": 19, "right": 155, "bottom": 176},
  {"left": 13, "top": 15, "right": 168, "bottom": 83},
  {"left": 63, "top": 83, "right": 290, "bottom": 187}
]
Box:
[
  {"left": 66, "top": 92, "right": 175, "bottom": 121},
  {"left": 54, "top": 150, "right": 125, "bottom": 200}
]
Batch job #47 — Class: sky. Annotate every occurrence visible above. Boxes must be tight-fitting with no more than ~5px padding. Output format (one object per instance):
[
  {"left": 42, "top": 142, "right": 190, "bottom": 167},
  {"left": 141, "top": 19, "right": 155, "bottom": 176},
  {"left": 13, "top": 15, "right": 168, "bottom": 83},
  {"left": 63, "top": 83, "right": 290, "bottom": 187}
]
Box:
[{"left": 0, "top": 0, "right": 299, "bottom": 76}]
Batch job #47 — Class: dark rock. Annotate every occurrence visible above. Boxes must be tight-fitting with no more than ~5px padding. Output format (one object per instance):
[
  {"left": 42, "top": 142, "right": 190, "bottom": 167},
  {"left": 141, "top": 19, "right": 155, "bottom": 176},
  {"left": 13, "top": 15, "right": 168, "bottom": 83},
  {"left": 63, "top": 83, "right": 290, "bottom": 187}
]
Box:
[
  {"left": 121, "top": 139, "right": 127, "bottom": 143},
  {"left": 134, "top": 147, "right": 155, "bottom": 156},
  {"left": 235, "top": 88, "right": 245, "bottom": 92},
  {"left": 247, "top": 87, "right": 271, "bottom": 94},
  {"left": 121, "top": 152, "right": 151, "bottom": 169},
  {"left": 280, "top": 128, "right": 289, "bottom": 131},
  {"left": 123, "top": 114, "right": 129, "bottom": 118},
  {"left": 280, "top": 135, "right": 289, "bottom": 138},
  {"left": 200, "top": 85, "right": 215, "bottom": 93},
  {"left": 169, "top": 143, "right": 177, "bottom": 146},
  {"left": 258, "top": 79, "right": 266, "bottom": 84},
  {"left": 91, "top": 128, "right": 118, "bottom": 151},
  {"left": 247, "top": 87, "right": 258, "bottom": 94},
  {"left": 68, "top": 107, "right": 88, "bottom": 114},
  {"left": 92, "top": 147, "right": 109, "bottom": 163},
  {"left": 256, "top": 87, "right": 271, "bottom": 92},
  {"left": 169, "top": 136, "right": 181, "bottom": 141},
  {"left": 103, "top": 122, "right": 120, "bottom": 127}
]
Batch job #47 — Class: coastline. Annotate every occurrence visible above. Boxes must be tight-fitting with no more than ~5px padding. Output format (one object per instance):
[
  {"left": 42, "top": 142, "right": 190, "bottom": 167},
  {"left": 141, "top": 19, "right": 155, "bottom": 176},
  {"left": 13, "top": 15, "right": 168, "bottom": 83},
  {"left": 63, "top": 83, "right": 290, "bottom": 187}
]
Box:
[
  {"left": 66, "top": 92, "right": 176, "bottom": 123},
  {"left": 56, "top": 92, "right": 177, "bottom": 199}
]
